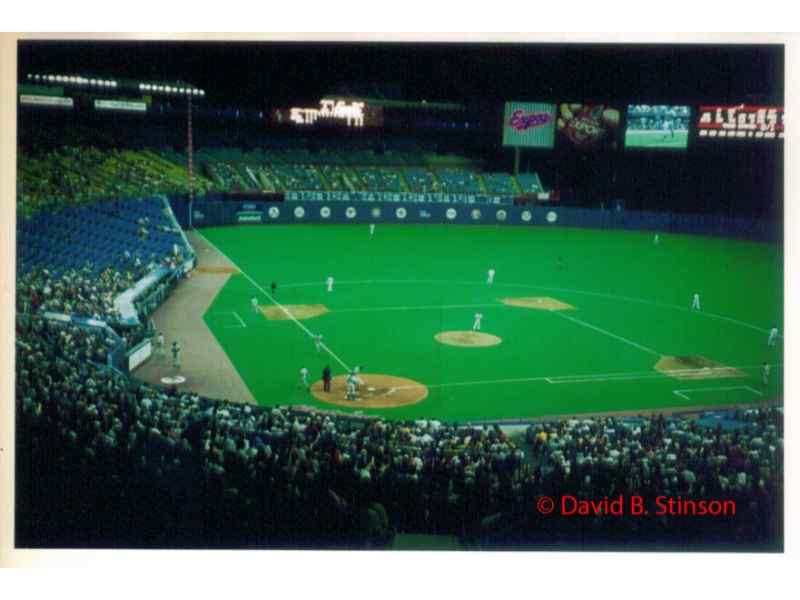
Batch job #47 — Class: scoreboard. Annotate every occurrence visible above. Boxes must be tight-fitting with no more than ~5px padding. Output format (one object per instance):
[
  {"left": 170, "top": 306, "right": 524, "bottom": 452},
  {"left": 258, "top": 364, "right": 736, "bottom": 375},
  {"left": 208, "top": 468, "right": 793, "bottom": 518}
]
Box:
[{"left": 697, "top": 105, "right": 784, "bottom": 140}]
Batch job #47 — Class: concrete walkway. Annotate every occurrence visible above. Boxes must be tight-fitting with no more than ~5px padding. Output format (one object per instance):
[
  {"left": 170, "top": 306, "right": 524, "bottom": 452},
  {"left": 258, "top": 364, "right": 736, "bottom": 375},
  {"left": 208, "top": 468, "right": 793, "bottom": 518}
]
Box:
[{"left": 133, "top": 230, "right": 256, "bottom": 404}]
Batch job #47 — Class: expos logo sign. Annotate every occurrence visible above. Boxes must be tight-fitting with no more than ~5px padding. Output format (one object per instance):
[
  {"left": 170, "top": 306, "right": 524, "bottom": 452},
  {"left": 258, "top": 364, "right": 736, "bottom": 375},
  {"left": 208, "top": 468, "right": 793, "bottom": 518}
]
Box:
[
  {"left": 495, "top": 210, "right": 507, "bottom": 222},
  {"left": 509, "top": 109, "right": 553, "bottom": 132},
  {"left": 371, "top": 207, "right": 382, "bottom": 219},
  {"left": 268, "top": 206, "right": 280, "bottom": 219},
  {"left": 521, "top": 210, "right": 532, "bottom": 223},
  {"left": 294, "top": 206, "right": 305, "bottom": 219},
  {"left": 345, "top": 206, "right": 357, "bottom": 219},
  {"left": 320, "top": 206, "right": 331, "bottom": 219},
  {"left": 471, "top": 209, "right": 482, "bottom": 221},
  {"left": 446, "top": 208, "right": 457, "bottom": 221},
  {"left": 396, "top": 207, "right": 407, "bottom": 220}
]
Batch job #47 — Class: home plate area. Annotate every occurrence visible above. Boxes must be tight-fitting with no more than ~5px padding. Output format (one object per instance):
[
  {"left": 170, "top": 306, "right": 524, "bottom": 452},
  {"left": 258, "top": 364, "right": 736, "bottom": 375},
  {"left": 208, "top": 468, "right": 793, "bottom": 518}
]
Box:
[{"left": 310, "top": 374, "right": 429, "bottom": 408}]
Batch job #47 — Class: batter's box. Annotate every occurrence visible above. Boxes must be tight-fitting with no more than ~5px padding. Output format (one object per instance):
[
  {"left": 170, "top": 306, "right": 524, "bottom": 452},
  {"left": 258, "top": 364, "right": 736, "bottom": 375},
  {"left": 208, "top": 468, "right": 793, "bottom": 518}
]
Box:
[
  {"left": 655, "top": 355, "right": 745, "bottom": 381},
  {"left": 499, "top": 296, "right": 576, "bottom": 311}
]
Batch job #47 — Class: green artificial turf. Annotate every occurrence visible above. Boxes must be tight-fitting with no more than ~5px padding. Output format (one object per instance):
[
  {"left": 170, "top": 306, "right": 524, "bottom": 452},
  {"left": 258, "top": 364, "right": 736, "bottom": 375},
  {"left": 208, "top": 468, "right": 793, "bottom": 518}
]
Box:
[{"left": 199, "top": 224, "right": 783, "bottom": 421}]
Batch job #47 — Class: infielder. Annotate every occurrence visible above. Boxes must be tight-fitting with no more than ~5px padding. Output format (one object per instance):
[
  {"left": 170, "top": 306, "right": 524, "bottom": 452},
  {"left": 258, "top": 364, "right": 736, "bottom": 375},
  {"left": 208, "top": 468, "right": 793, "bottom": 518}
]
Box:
[
  {"left": 472, "top": 312, "right": 483, "bottom": 331},
  {"left": 487, "top": 268, "right": 495, "bottom": 285},
  {"left": 369, "top": 223, "right": 375, "bottom": 238},
  {"left": 768, "top": 327, "right": 779, "bottom": 346},
  {"left": 314, "top": 333, "right": 324, "bottom": 353},
  {"left": 654, "top": 234, "right": 660, "bottom": 246},
  {"left": 326, "top": 276, "right": 334, "bottom": 293},
  {"left": 251, "top": 297, "right": 259, "bottom": 314},
  {"left": 692, "top": 293, "right": 701, "bottom": 310},
  {"left": 762, "top": 362, "right": 770, "bottom": 386},
  {"left": 299, "top": 366, "right": 309, "bottom": 389}
]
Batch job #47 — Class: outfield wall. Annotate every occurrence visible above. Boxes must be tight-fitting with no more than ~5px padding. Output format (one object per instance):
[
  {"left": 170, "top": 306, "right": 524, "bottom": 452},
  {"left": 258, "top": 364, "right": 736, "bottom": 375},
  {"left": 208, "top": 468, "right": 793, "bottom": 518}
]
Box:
[{"left": 169, "top": 196, "right": 779, "bottom": 242}]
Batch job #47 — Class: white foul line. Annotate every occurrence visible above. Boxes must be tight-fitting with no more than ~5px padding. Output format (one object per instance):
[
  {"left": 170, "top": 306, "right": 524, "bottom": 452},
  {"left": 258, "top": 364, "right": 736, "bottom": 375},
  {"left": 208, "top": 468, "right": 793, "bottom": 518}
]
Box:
[
  {"left": 232, "top": 311, "right": 247, "bottom": 328},
  {"left": 553, "top": 311, "right": 662, "bottom": 357},
  {"left": 386, "top": 363, "right": 780, "bottom": 391},
  {"left": 673, "top": 386, "right": 764, "bottom": 400},
  {"left": 196, "top": 231, "right": 352, "bottom": 372}
]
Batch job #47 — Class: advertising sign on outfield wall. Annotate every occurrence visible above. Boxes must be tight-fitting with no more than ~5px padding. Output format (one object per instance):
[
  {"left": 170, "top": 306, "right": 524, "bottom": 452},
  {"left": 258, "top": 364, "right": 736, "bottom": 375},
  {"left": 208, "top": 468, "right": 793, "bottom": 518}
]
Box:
[
  {"left": 285, "top": 190, "right": 513, "bottom": 206},
  {"left": 502, "top": 102, "right": 557, "bottom": 148}
]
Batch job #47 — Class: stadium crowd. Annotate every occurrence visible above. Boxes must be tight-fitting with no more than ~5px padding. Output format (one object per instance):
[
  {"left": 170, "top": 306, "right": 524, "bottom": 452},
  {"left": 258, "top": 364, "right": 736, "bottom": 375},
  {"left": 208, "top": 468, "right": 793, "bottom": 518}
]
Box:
[{"left": 17, "top": 306, "right": 782, "bottom": 548}]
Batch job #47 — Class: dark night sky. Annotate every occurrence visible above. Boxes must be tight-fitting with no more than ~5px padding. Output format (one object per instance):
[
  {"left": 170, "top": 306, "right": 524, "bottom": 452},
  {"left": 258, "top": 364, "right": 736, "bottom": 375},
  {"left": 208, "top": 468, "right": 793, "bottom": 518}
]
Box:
[{"left": 18, "top": 41, "right": 784, "bottom": 109}]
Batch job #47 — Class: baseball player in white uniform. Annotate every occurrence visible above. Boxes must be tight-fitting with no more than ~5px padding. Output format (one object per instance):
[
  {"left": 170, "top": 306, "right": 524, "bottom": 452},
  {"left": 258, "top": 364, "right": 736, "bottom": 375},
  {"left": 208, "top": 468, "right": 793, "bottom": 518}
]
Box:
[
  {"left": 314, "top": 333, "right": 324, "bottom": 353},
  {"left": 369, "top": 223, "right": 375, "bottom": 238},
  {"left": 472, "top": 312, "right": 483, "bottom": 331},
  {"left": 346, "top": 370, "right": 363, "bottom": 401},
  {"left": 156, "top": 331, "right": 165, "bottom": 357},
  {"left": 654, "top": 234, "right": 660, "bottom": 246},
  {"left": 251, "top": 297, "right": 259, "bottom": 314},
  {"left": 692, "top": 293, "right": 701, "bottom": 310},
  {"left": 768, "top": 327, "right": 778, "bottom": 346},
  {"left": 299, "top": 366, "right": 309, "bottom": 389},
  {"left": 762, "top": 362, "right": 770, "bottom": 386},
  {"left": 487, "top": 268, "right": 495, "bottom": 285},
  {"left": 326, "top": 276, "right": 334, "bottom": 292}
]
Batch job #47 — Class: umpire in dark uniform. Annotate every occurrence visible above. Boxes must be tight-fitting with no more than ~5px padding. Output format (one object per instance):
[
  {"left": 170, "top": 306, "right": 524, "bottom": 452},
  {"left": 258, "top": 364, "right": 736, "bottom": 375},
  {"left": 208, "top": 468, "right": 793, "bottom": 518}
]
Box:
[{"left": 322, "top": 365, "right": 332, "bottom": 392}]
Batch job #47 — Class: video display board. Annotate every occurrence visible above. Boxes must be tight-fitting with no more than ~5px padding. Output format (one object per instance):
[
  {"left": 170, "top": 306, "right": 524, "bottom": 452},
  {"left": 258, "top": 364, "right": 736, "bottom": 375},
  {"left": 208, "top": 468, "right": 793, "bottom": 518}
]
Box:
[
  {"left": 556, "top": 103, "right": 621, "bottom": 150},
  {"left": 502, "top": 102, "right": 557, "bottom": 148},
  {"left": 696, "top": 105, "right": 784, "bottom": 140},
  {"left": 624, "top": 105, "right": 691, "bottom": 149},
  {"left": 272, "top": 98, "right": 384, "bottom": 128}
]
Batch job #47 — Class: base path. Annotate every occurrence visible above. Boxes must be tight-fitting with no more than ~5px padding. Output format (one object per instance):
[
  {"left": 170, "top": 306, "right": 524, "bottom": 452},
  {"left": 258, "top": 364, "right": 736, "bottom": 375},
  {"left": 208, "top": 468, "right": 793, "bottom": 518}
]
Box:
[
  {"left": 310, "top": 373, "right": 428, "bottom": 408},
  {"left": 133, "top": 230, "right": 256, "bottom": 404},
  {"left": 435, "top": 331, "right": 503, "bottom": 347}
]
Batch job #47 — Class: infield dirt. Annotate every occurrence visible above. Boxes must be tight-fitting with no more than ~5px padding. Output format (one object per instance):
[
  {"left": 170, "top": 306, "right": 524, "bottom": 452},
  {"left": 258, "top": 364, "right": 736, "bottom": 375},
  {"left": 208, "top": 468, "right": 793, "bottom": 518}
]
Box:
[{"left": 310, "top": 374, "right": 428, "bottom": 408}]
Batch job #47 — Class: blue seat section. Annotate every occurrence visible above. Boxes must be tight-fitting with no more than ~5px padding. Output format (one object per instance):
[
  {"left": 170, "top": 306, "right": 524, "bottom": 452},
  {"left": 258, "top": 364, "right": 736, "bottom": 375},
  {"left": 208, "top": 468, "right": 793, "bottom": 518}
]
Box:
[{"left": 17, "top": 196, "right": 191, "bottom": 279}]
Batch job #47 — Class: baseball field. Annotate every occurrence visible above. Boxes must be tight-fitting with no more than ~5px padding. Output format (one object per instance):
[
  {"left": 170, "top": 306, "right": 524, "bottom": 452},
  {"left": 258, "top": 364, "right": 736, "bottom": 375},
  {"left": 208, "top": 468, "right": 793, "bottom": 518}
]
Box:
[{"left": 197, "top": 223, "right": 782, "bottom": 421}]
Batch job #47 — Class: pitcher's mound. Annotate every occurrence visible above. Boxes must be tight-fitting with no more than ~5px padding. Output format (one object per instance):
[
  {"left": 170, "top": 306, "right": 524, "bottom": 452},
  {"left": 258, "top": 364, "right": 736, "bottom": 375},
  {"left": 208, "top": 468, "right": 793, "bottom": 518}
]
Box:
[
  {"left": 435, "top": 331, "right": 502, "bottom": 347},
  {"left": 310, "top": 374, "right": 428, "bottom": 409},
  {"left": 197, "top": 265, "right": 240, "bottom": 274},
  {"left": 500, "top": 296, "right": 575, "bottom": 311},
  {"left": 655, "top": 356, "right": 745, "bottom": 380},
  {"left": 260, "top": 304, "right": 328, "bottom": 320}
]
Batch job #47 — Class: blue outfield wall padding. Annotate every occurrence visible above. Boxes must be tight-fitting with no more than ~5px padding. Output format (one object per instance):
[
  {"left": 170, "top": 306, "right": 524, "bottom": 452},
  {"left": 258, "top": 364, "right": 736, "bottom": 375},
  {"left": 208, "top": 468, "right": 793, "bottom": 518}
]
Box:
[{"left": 168, "top": 195, "right": 779, "bottom": 243}]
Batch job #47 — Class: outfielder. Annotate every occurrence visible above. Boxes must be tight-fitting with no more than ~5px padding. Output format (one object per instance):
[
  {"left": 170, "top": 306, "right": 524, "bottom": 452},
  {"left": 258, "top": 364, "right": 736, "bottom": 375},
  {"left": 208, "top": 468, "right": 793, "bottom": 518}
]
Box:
[
  {"left": 762, "top": 362, "right": 770, "bottom": 386},
  {"left": 472, "top": 312, "right": 483, "bottom": 331},
  {"left": 487, "top": 268, "right": 495, "bottom": 285},
  {"left": 768, "top": 327, "right": 779, "bottom": 346},
  {"left": 369, "top": 223, "right": 375, "bottom": 238},
  {"left": 299, "top": 366, "right": 309, "bottom": 389},
  {"left": 314, "top": 333, "right": 324, "bottom": 353},
  {"left": 654, "top": 234, "right": 660, "bottom": 245},
  {"left": 326, "top": 276, "right": 334, "bottom": 293},
  {"left": 692, "top": 293, "right": 701, "bottom": 310},
  {"left": 251, "top": 297, "right": 259, "bottom": 314}
]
